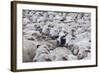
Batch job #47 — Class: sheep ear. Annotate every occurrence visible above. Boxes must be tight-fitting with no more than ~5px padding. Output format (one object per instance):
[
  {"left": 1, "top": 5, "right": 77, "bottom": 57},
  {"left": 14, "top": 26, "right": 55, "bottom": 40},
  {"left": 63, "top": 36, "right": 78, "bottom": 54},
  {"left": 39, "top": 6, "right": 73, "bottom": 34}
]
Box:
[{"left": 37, "top": 45, "right": 40, "bottom": 48}]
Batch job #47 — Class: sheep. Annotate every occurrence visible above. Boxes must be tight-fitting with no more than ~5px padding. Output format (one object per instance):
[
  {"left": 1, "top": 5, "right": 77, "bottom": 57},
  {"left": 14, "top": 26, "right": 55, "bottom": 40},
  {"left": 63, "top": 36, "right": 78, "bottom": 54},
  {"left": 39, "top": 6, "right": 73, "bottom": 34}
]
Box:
[
  {"left": 46, "top": 39, "right": 58, "bottom": 49},
  {"left": 70, "top": 38, "right": 91, "bottom": 60},
  {"left": 37, "top": 16, "right": 47, "bottom": 23},
  {"left": 24, "top": 23, "right": 36, "bottom": 30},
  {"left": 77, "top": 47, "right": 89, "bottom": 60},
  {"left": 22, "top": 18, "right": 30, "bottom": 26},
  {"left": 59, "top": 35, "right": 66, "bottom": 47},
  {"left": 54, "top": 14, "right": 63, "bottom": 20},
  {"left": 23, "top": 29, "right": 40, "bottom": 36},
  {"left": 29, "top": 15, "right": 37, "bottom": 23},
  {"left": 65, "top": 34, "right": 72, "bottom": 45},
  {"left": 23, "top": 30, "right": 41, "bottom": 41},
  {"left": 49, "top": 27, "right": 59, "bottom": 39},
  {"left": 42, "top": 25, "right": 50, "bottom": 36},
  {"left": 23, "top": 39, "right": 38, "bottom": 62},
  {"left": 33, "top": 44, "right": 51, "bottom": 62},
  {"left": 50, "top": 47, "right": 73, "bottom": 61},
  {"left": 32, "top": 40, "right": 58, "bottom": 62},
  {"left": 71, "top": 45, "right": 79, "bottom": 56},
  {"left": 57, "top": 31, "right": 68, "bottom": 47},
  {"left": 33, "top": 53, "right": 51, "bottom": 62}
]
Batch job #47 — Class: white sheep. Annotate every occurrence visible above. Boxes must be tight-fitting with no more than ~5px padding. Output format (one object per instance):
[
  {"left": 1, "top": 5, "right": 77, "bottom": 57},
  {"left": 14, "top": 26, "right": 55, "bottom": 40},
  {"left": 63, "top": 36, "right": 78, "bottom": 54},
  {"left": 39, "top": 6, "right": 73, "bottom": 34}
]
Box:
[
  {"left": 23, "top": 30, "right": 41, "bottom": 41},
  {"left": 42, "top": 25, "right": 50, "bottom": 35},
  {"left": 49, "top": 27, "right": 59, "bottom": 38},
  {"left": 50, "top": 47, "right": 72, "bottom": 61},
  {"left": 77, "top": 47, "right": 89, "bottom": 60},
  {"left": 33, "top": 53, "right": 51, "bottom": 62},
  {"left": 33, "top": 44, "right": 51, "bottom": 62},
  {"left": 23, "top": 39, "right": 38, "bottom": 62},
  {"left": 37, "top": 16, "right": 47, "bottom": 22},
  {"left": 23, "top": 18, "right": 30, "bottom": 26}
]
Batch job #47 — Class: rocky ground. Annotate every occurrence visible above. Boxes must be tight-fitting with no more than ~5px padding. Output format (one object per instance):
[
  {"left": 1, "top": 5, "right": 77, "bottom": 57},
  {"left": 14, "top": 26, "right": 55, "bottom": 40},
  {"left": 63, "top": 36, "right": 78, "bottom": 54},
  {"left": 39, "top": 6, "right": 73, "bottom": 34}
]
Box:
[{"left": 22, "top": 10, "right": 91, "bottom": 62}]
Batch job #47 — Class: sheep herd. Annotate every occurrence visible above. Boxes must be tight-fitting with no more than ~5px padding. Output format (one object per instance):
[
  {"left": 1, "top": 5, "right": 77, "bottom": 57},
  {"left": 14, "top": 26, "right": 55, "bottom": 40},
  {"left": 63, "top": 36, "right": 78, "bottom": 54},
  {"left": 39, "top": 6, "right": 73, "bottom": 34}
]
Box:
[{"left": 22, "top": 10, "right": 91, "bottom": 62}]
